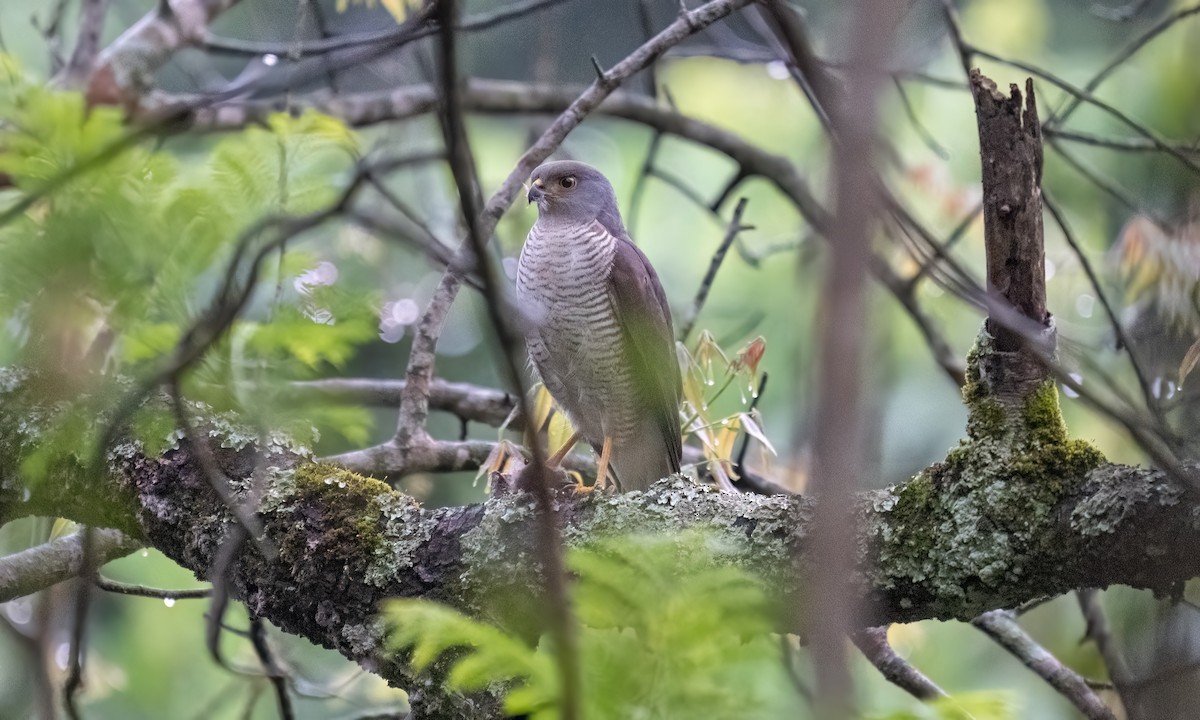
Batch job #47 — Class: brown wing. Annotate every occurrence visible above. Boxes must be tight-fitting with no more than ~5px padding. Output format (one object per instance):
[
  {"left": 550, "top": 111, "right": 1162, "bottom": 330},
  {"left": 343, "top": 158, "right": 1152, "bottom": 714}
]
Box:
[{"left": 607, "top": 235, "right": 683, "bottom": 473}]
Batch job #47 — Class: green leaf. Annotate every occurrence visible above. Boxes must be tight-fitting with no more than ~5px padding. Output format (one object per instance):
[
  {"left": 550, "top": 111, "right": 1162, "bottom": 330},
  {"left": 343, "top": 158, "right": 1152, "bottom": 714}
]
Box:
[{"left": 383, "top": 532, "right": 797, "bottom": 719}]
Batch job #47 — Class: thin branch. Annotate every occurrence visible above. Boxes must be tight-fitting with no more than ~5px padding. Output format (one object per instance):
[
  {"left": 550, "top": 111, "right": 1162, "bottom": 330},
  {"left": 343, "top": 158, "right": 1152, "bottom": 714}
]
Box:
[
  {"left": 628, "top": 130, "right": 666, "bottom": 234},
  {"left": 971, "top": 48, "right": 1200, "bottom": 179},
  {"left": 63, "top": 527, "right": 95, "bottom": 720},
  {"left": 433, "top": 3, "right": 580, "bottom": 718},
  {"left": 94, "top": 576, "right": 212, "bottom": 600},
  {"left": 709, "top": 169, "right": 748, "bottom": 214},
  {"left": 906, "top": 203, "right": 981, "bottom": 288},
  {"left": 679, "top": 197, "right": 752, "bottom": 342},
  {"left": 851, "top": 626, "right": 947, "bottom": 701},
  {"left": 1042, "top": 191, "right": 1160, "bottom": 423},
  {"left": 292, "top": 377, "right": 515, "bottom": 428},
  {"left": 893, "top": 76, "right": 950, "bottom": 160},
  {"left": 87, "top": 0, "right": 245, "bottom": 106},
  {"left": 872, "top": 256, "right": 967, "bottom": 387},
  {"left": 943, "top": 0, "right": 1200, "bottom": 180},
  {"left": 939, "top": 0, "right": 973, "bottom": 80},
  {"left": 249, "top": 617, "right": 295, "bottom": 720},
  {"left": 973, "top": 610, "right": 1117, "bottom": 720},
  {"left": 1045, "top": 127, "right": 1200, "bottom": 156},
  {"left": 33, "top": 0, "right": 71, "bottom": 74},
  {"left": 1077, "top": 589, "right": 1131, "bottom": 712},
  {"left": 202, "top": 0, "right": 579, "bottom": 58},
  {"left": 59, "top": 0, "right": 113, "bottom": 88},
  {"left": 1046, "top": 139, "right": 1144, "bottom": 216},
  {"left": 1052, "top": 3, "right": 1200, "bottom": 125},
  {"left": 0, "top": 529, "right": 139, "bottom": 603},
  {"left": 649, "top": 166, "right": 720, "bottom": 218}
]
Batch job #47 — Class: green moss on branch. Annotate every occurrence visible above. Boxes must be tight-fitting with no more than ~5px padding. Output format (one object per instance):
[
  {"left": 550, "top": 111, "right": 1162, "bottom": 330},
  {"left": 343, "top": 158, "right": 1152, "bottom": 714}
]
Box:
[{"left": 869, "top": 330, "right": 1105, "bottom": 617}]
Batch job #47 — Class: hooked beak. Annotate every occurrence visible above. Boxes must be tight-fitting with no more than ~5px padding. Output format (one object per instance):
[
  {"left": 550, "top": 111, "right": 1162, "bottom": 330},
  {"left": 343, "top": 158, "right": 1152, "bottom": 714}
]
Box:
[{"left": 526, "top": 178, "right": 545, "bottom": 204}]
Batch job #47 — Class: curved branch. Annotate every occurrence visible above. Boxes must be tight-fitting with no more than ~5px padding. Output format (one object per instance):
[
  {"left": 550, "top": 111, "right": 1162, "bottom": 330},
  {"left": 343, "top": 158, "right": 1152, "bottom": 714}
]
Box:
[
  {"left": 851, "top": 626, "right": 946, "bottom": 701},
  {"left": 292, "top": 377, "right": 515, "bottom": 428},
  {"left": 0, "top": 529, "right": 140, "bottom": 603},
  {"left": 973, "top": 610, "right": 1116, "bottom": 719},
  {"left": 87, "top": 0, "right": 242, "bottom": 106}
]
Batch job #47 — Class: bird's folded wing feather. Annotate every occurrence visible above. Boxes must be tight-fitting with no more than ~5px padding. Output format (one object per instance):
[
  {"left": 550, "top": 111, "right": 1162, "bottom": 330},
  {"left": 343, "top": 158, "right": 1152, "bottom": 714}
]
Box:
[{"left": 607, "top": 234, "right": 683, "bottom": 473}]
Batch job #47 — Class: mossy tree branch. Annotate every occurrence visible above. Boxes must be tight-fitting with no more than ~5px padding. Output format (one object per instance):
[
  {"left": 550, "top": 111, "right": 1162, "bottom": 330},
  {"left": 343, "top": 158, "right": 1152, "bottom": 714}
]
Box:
[{"left": 3, "top": 366, "right": 1200, "bottom": 683}]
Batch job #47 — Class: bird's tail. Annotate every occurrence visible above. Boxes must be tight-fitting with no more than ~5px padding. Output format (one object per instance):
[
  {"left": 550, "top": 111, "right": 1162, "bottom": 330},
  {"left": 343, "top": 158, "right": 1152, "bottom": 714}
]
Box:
[{"left": 609, "top": 418, "right": 680, "bottom": 492}]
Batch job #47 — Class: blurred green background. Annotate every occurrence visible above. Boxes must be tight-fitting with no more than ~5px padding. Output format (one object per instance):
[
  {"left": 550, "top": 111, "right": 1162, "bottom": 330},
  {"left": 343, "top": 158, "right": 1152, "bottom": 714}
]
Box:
[{"left": 2, "top": 0, "right": 1198, "bottom": 717}]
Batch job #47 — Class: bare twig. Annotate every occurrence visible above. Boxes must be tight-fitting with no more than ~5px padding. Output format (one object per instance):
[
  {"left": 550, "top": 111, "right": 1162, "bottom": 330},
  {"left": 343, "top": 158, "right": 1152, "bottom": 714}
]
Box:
[
  {"left": 94, "top": 576, "right": 212, "bottom": 600},
  {"left": 1077, "top": 589, "right": 1131, "bottom": 712},
  {"left": 292, "top": 377, "right": 515, "bottom": 427},
  {"left": 33, "top": 0, "right": 70, "bottom": 74},
  {"left": 872, "top": 257, "right": 967, "bottom": 387},
  {"left": 1042, "top": 191, "right": 1160, "bottom": 421},
  {"left": 59, "top": 0, "right": 113, "bottom": 88},
  {"left": 905, "top": 203, "right": 981, "bottom": 288},
  {"left": 249, "top": 617, "right": 295, "bottom": 720},
  {"left": 679, "top": 197, "right": 752, "bottom": 342},
  {"left": 976, "top": 50, "right": 1200, "bottom": 179},
  {"left": 943, "top": 0, "right": 1200, "bottom": 179},
  {"left": 893, "top": 77, "right": 950, "bottom": 160},
  {"left": 63, "top": 528, "right": 96, "bottom": 720},
  {"left": 87, "top": 0, "right": 245, "bottom": 107},
  {"left": 974, "top": 610, "right": 1117, "bottom": 720},
  {"left": 0, "top": 529, "right": 139, "bottom": 603},
  {"left": 851, "top": 626, "right": 947, "bottom": 701},
  {"left": 1046, "top": 139, "right": 1144, "bottom": 215},
  {"left": 203, "top": 0, "right": 579, "bottom": 58},
  {"left": 1052, "top": 4, "right": 1200, "bottom": 125},
  {"left": 628, "top": 130, "right": 666, "bottom": 234},
  {"left": 433, "top": 3, "right": 580, "bottom": 717},
  {"left": 1044, "top": 127, "right": 1200, "bottom": 156}
]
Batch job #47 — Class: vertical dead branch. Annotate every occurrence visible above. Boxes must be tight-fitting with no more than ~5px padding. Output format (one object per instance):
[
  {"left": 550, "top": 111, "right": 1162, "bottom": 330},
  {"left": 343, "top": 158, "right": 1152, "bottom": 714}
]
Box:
[{"left": 970, "top": 72, "right": 1048, "bottom": 354}]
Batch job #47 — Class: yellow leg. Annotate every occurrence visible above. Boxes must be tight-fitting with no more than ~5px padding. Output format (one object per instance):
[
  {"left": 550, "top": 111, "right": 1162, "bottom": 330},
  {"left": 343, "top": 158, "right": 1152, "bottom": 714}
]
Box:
[
  {"left": 546, "top": 431, "right": 582, "bottom": 468},
  {"left": 595, "top": 435, "right": 613, "bottom": 491}
]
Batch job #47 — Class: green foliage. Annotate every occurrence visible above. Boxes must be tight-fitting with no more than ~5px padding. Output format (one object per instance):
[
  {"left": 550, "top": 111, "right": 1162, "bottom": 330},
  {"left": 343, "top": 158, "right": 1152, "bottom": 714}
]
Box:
[
  {"left": 870, "top": 691, "right": 1016, "bottom": 720},
  {"left": 385, "top": 532, "right": 798, "bottom": 719},
  {"left": 0, "top": 57, "right": 373, "bottom": 481},
  {"left": 680, "top": 332, "right": 772, "bottom": 486}
]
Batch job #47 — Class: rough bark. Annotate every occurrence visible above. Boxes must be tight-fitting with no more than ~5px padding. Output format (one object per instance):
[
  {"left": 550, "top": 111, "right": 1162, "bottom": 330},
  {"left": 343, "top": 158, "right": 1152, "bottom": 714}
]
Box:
[
  {"left": 971, "top": 72, "right": 1048, "bottom": 354},
  {"left": 3, "top": 365, "right": 1200, "bottom": 696}
]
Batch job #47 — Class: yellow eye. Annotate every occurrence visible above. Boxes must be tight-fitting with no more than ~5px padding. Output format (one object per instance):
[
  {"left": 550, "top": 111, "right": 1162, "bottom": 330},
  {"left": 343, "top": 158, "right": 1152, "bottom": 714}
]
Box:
[{"left": 560, "top": 176, "right": 576, "bottom": 189}]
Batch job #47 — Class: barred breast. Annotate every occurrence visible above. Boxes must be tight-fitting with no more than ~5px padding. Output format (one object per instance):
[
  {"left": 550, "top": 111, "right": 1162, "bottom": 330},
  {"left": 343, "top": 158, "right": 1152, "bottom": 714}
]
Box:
[{"left": 516, "top": 219, "right": 639, "bottom": 449}]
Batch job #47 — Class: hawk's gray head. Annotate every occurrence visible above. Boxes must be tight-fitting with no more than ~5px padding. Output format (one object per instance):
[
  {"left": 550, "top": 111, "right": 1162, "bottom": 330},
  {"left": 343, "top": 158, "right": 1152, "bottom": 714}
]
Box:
[{"left": 527, "top": 161, "right": 624, "bottom": 232}]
